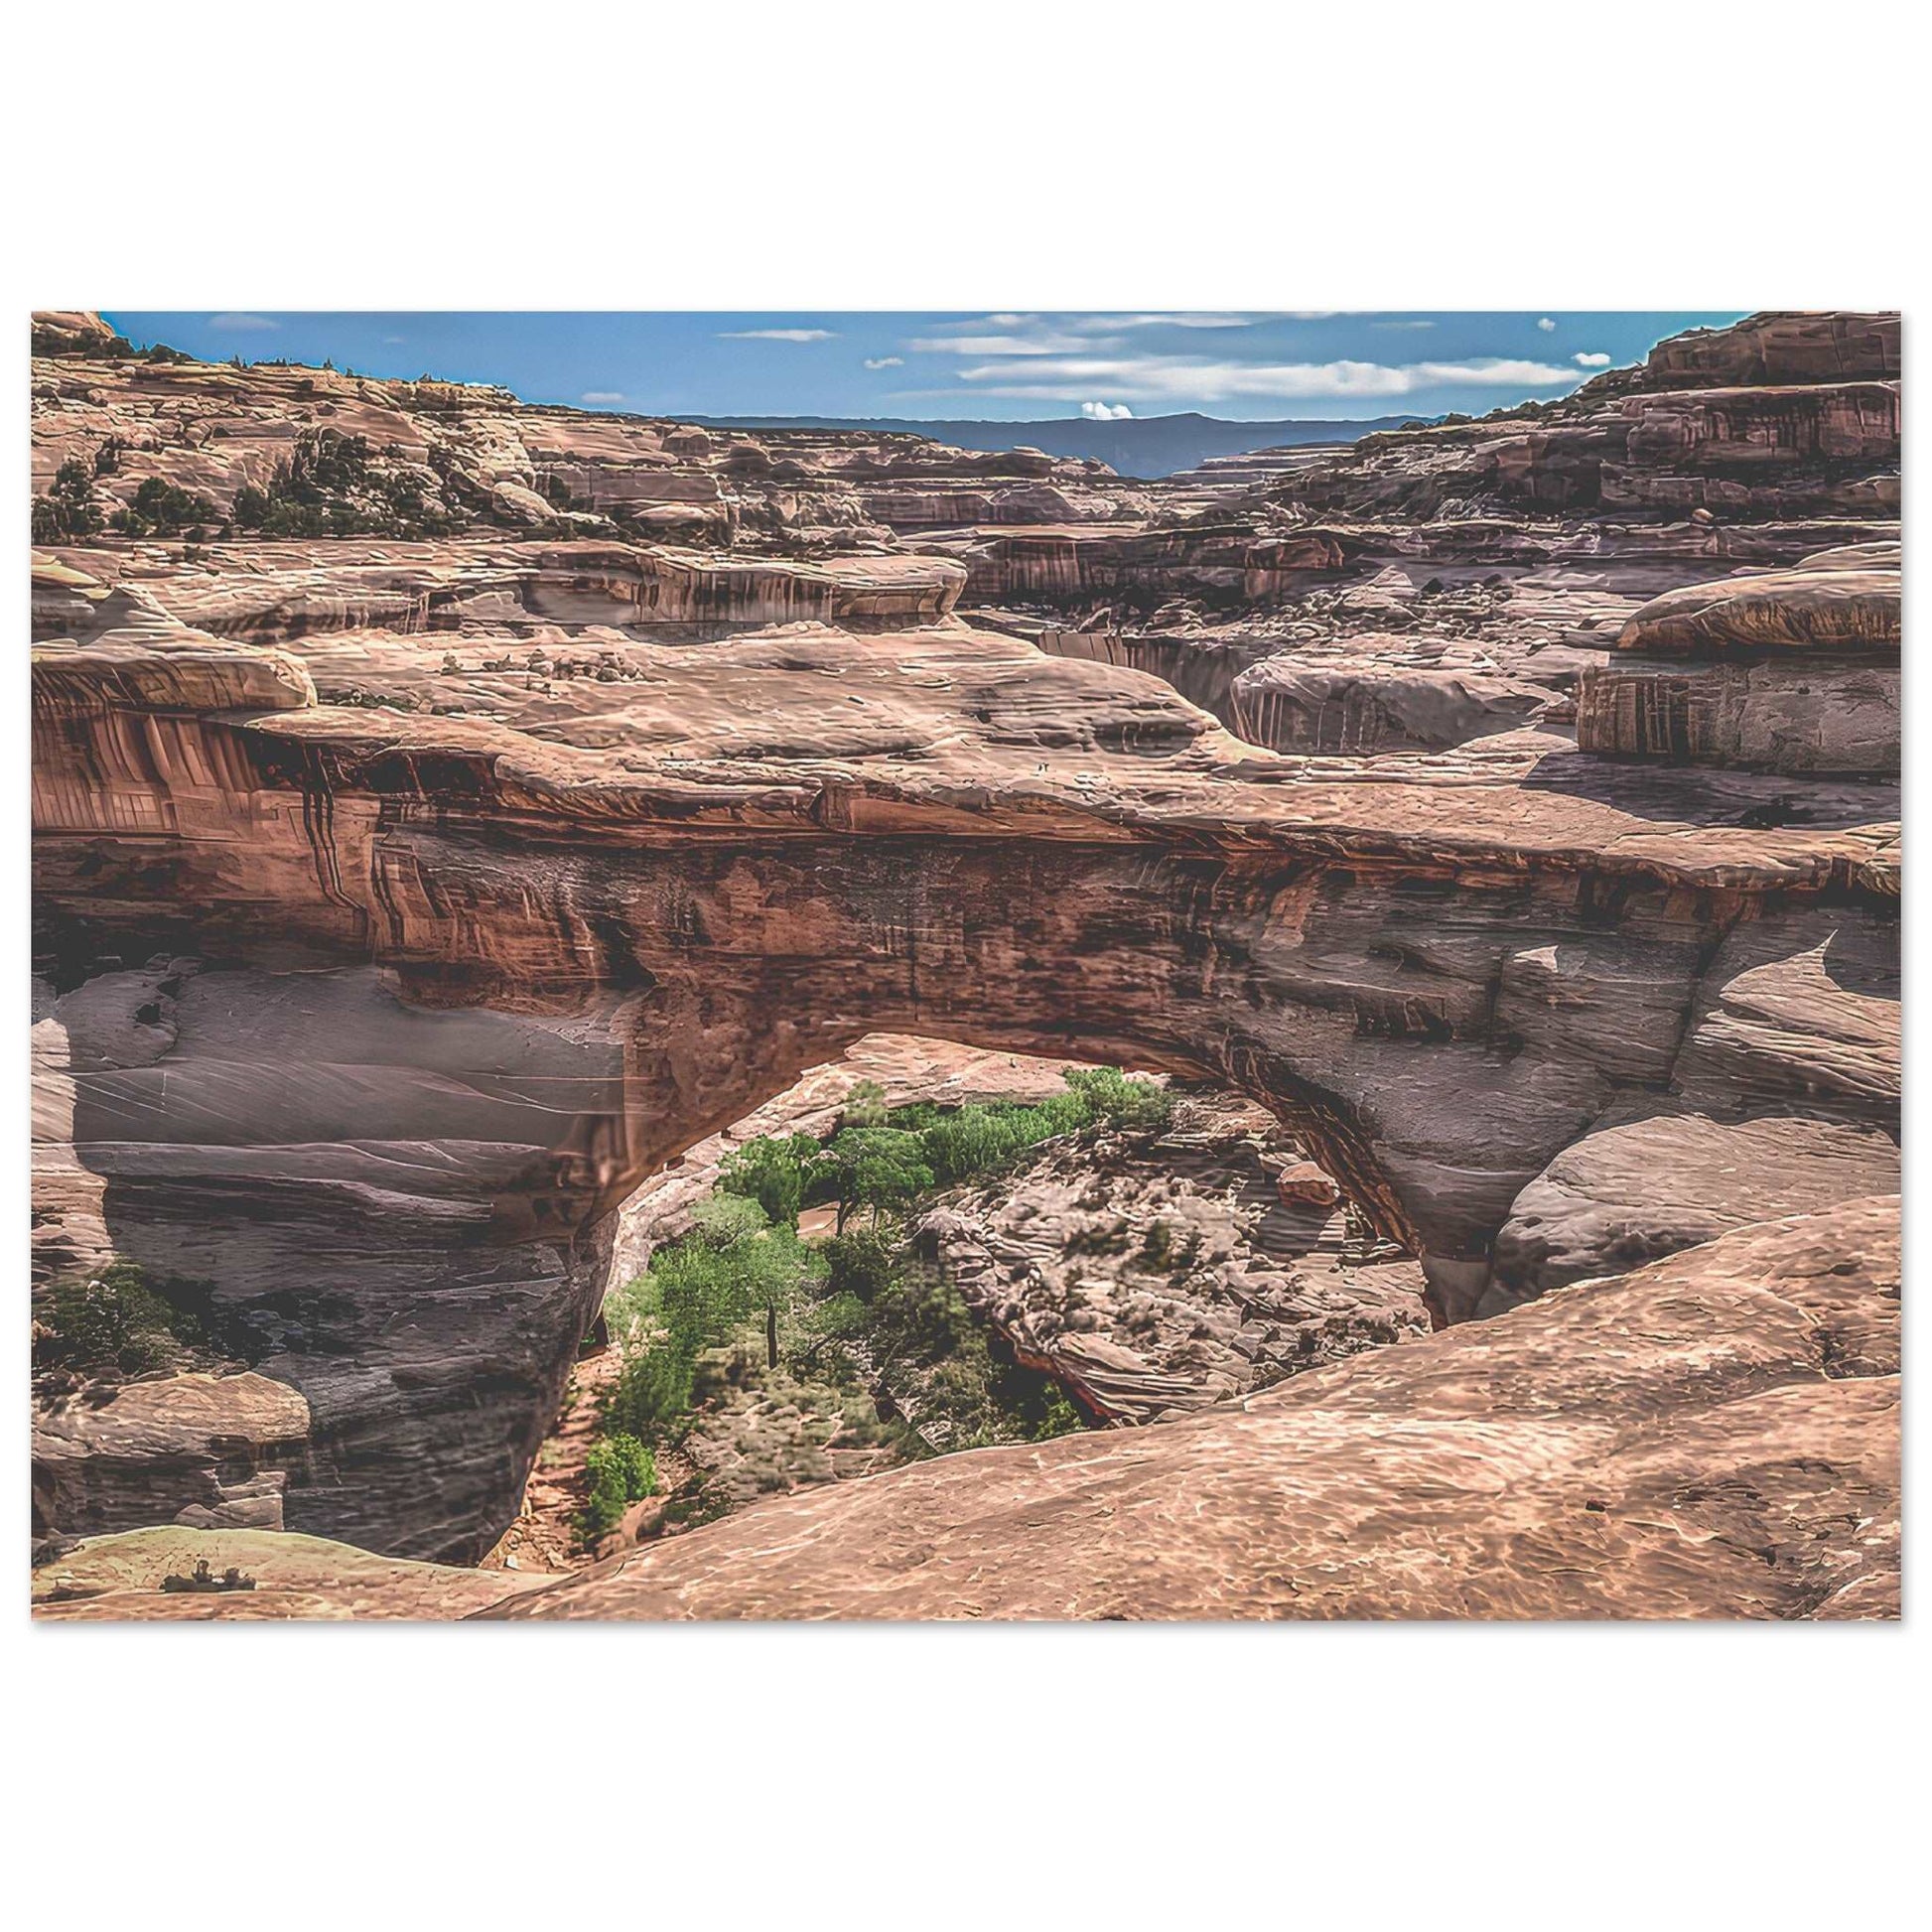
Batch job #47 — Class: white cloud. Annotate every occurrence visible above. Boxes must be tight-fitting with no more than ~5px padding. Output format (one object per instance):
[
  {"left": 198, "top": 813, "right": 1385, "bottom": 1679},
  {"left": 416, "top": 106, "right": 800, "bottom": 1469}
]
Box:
[
  {"left": 908, "top": 314, "right": 1267, "bottom": 355},
  {"left": 581, "top": 390, "right": 626, "bottom": 404},
  {"left": 906, "top": 330, "right": 1105, "bottom": 355},
  {"left": 1080, "top": 400, "right": 1135, "bottom": 419},
  {"left": 863, "top": 355, "right": 903, "bottom": 369},
  {"left": 1537, "top": 317, "right": 1558, "bottom": 332},
  {"left": 949, "top": 354, "right": 1581, "bottom": 403},
  {"left": 717, "top": 328, "right": 836, "bottom": 343},
  {"left": 1573, "top": 350, "right": 1612, "bottom": 367},
  {"left": 1077, "top": 314, "right": 1267, "bottom": 331},
  {"left": 381, "top": 335, "right": 407, "bottom": 345},
  {"left": 1370, "top": 319, "right": 1436, "bottom": 331},
  {"left": 207, "top": 313, "right": 279, "bottom": 332}
]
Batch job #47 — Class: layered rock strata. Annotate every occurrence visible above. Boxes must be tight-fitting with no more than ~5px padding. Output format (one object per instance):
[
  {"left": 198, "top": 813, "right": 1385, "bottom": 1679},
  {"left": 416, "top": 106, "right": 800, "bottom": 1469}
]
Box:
[
  {"left": 32, "top": 601, "right": 1897, "bottom": 1554},
  {"left": 33, "top": 1372, "right": 312, "bottom": 1544},
  {"left": 1576, "top": 553, "right": 1900, "bottom": 777},
  {"left": 917, "top": 1094, "right": 1426, "bottom": 1422},
  {"left": 39, "top": 1200, "right": 1897, "bottom": 1622},
  {"left": 1273, "top": 312, "right": 1899, "bottom": 522},
  {"left": 31, "top": 332, "right": 1126, "bottom": 551}
]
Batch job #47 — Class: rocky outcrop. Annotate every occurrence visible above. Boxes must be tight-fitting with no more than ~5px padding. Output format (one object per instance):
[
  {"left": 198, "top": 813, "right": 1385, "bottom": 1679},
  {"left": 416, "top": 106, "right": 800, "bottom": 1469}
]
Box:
[
  {"left": 1484, "top": 898, "right": 1900, "bottom": 1316},
  {"left": 1275, "top": 312, "right": 1899, "bottom": 523},
  {"left": 32, "top": 597, "right": 1898, "bottom": 1556},
  {"left": 1620, "top": 311, "right": 1900, "bottom": 390},
  {"left": 946, "top": 523, "right": 1346, "bottom": 607},
  {"left": 1577, "top": 557, "right": 1900, "bottom": 777},
  {"left": 30, "top": 323, "right": 1120, "bottom": 551},
  {"left": 1230, "top": 654, "right": 1564, "bottom": 755},
  {"left": 35, "top": 538, "right": 965, "bottom": 647},
  {"left": 1609, "top": 565, "right": 1900, "bottom": 656},
  {"left": 485, "top": 1198, "right": 1899, "bottom": 1620},
  {"left": 42, "top": 1200, "right": 1896, "bottom": 1622},
  {"left": 917, "top": 1094, "right": 1425, "bottom": 1422},
  {"left": 32, "top": 1372, "right": 312, "bottom": 1543}
]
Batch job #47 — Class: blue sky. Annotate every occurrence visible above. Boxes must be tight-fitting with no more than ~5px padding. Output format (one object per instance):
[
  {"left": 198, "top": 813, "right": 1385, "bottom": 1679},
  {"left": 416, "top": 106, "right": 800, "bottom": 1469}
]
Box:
[{"left": 104, "top": 311, "right": 1746, "bottom": 422}]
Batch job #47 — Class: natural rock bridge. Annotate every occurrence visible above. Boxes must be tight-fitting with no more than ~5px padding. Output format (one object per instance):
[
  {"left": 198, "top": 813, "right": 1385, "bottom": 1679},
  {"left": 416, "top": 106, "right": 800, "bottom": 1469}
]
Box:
[{"left": 32, "top": 601, "right": 1898, "bottom": 1561}]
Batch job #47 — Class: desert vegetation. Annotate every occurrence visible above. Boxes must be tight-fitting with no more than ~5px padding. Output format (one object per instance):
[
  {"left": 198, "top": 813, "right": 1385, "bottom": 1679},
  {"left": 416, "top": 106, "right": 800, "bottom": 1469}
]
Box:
[
  {"left": 31, "top": 1260, "right": 222, "bottom": 1389},
  {"left": 570, "top": 1069, "right": 1170, "bottom": 1541}
]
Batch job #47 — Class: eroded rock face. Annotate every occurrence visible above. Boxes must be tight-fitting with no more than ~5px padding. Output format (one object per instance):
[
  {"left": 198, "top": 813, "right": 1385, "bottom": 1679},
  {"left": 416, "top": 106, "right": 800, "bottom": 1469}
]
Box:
[
  {"left": 31, "top": 957, "right": 640, "bottom": 1561},
  {"left": 30, "top": 311, "right": 1900, "bottom": 1572},
  {"left": 1230, "top": 655, "right": 1564, "bottom": 755},
  {"left": 917, "top": 1094, "right": 1426, "bottom": 1422},
  {"left": 1629, "top": 311, "right": 1900, "bottom": 389},
  {"left": 33, "top": 1373, "right": 312, "bottom": 1543},
  {"left": 1272, "top": 312, "right": 1899, "bottom": 523},
  {"left": 31, "top": 603, "right": 1897, "bottom": 1554},
  {"left": 486, "top": 1198, "right": 1901, "bottom": 1620},
  {"left": 1577, "top": 558, "right": 1901, "bottom": 777}
]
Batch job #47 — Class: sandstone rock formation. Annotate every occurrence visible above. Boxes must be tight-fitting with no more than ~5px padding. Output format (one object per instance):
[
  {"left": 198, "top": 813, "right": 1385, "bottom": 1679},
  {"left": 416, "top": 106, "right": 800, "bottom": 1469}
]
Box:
[
  {"left": 1572, "top": 551, "right": 1901, "bottom": 779},
  {"left": 30, "top": 331, "right": 1126, "bottom": 553},
  {"left": 1272, "top": 313, "right": 1899, "bottom": 521},
  {"left": 916, "top": 1092, "right": 1425, "bottom": 1422},
  {"left": 36, "top": 1200, "right": 1897, "bottom": 1621},
  {"left": 29, "top": 312, "right": 1900, "bottom": 1595},
  {"left": 478, "top": 1196, "right": 1898, "bottom": 1618},
  {"left": 33, "top": 1372, "right": 311, "bottom": 1543}
]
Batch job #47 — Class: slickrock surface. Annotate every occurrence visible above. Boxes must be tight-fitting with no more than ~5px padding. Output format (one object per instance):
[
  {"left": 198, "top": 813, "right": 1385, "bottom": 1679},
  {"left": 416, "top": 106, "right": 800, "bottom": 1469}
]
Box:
[
  {"left": 33, "top": 1524, "right": 553, "bottom": 1620},
  {"left": 1577, "top": 556, "right": 1900, "bottom": 777},
  {"left": 488, "top": 1197, "right": 1900, "bottom": 1620},
  {"left": 30, "top": 312, "right": 1900, "bottom": 1581},
  {"left": 1611, "top": 566, "right": 1900, "bottom": 656},
  {"left": 43, "top": 1201, "right": 1894, "bottom": 1623}
]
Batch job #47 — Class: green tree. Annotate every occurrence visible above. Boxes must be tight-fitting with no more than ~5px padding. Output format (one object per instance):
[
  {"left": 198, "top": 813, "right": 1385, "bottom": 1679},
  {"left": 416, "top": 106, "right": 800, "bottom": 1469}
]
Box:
[
  {"left": 111, "top": 477, "right": 218, "bottom": 539},
  {"left": 580, "top": 1432, "right": 656, "bottom": 1540},
  {"left": 822, "top": 1222, "right": 899, "bottom": 1302},
  {"left": 31, "top": 458, "right": 104, "bottom": 543},
  {"left": 815, "top": 1125, "right": 932, "bottom": 1233},
  {"left": 605, "top": 1203, "right": 824, "bottom": 1428},
  {"left": 718, "top": 1132, "right": 819, "bottom": 1228},
  {"left": 230, "top": 483, "right": 272, "bottom": 530}
]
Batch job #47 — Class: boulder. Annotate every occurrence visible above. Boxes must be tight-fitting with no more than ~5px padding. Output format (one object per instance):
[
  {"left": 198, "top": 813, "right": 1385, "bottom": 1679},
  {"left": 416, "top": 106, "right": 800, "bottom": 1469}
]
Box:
[
  {"left": 1277, "top": 1160, "right": 1342, "bottom": 1208},
  {"left": 1613, "top": 566, "right": 1900, "bottom": 656}
]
